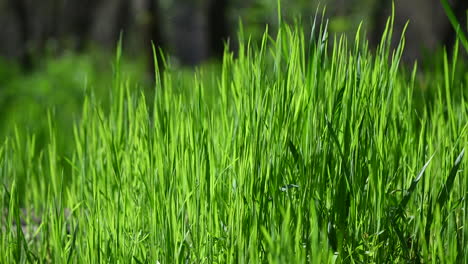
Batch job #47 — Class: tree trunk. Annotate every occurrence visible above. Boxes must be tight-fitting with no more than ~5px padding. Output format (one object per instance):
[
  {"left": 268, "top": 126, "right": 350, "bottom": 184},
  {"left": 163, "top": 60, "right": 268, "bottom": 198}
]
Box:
[
  {"left": 207, "top": 0, "right": 230, "bottom": 58},
  {"left": 9, "top": 0, "right": 32, "bottom": 69},
  {"left": 147, "top": 0, "right": 165, "bottom": 74}
]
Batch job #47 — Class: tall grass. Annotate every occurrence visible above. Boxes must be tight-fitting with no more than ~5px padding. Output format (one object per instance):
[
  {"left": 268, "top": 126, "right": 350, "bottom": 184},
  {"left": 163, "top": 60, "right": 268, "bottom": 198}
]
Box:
[{"left": 1, "top": 16, "right": 467, "bottom": 263}]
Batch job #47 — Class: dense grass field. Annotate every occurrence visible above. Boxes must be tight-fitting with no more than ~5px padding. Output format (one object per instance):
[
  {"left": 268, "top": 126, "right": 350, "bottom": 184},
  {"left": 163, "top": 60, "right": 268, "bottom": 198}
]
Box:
[{"left": 1, "top": 16, "right": 467, "bottom": 263}]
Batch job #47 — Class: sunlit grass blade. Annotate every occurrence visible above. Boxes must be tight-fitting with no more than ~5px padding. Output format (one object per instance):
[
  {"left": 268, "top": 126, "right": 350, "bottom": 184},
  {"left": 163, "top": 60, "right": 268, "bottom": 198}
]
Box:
[
  {"left": 394, "top": 153, "right": 435, "bottom": 220},
  {"left": 436, "top": 148, "right": 465, "bottom": 206}
]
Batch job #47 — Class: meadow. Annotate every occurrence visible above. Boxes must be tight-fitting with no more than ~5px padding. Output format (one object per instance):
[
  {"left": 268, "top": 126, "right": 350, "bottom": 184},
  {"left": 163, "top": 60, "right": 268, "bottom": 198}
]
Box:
[{"left": 1, "top": 14, "right": 467, "bottom": 263}]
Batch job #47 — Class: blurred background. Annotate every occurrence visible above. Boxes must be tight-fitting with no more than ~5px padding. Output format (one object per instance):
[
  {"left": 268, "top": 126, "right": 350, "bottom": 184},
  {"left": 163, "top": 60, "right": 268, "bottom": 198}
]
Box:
[
  {"left": 1, "top": 0, "right": 467, "bottom": 68},
  {"left": 0, "top": 0, "right": 466, "bottom": 155}
]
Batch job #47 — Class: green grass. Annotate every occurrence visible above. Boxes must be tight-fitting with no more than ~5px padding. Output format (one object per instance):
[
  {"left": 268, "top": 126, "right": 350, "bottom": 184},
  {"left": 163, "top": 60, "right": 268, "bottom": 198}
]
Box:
[{"left": 1, "top": 16, "right": 467, "bottom": 263}]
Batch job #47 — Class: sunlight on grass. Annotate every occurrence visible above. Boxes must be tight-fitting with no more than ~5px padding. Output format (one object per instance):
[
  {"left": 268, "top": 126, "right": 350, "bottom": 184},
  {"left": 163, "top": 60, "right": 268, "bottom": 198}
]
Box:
[{"left": 0, "top": 14, "right": 467, "bottom": 263}]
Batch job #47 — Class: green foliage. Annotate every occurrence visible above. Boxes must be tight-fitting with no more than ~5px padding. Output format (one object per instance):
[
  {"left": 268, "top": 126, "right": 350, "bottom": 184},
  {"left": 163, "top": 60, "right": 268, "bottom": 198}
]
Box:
[
  {"left": 0, "top": 17, "right": 467, "bottom": 263},
  {"left": 0, "top": 51, "right": 148, "bottom": 156}
]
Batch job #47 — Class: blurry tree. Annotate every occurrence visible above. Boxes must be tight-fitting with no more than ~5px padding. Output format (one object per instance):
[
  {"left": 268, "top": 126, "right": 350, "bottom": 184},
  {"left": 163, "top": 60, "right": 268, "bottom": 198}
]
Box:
[
  {"left": 0, "top": 0, "right": 31, "bottom": 68},
  {"left": 0, "top": 0, "right": 233, "bottom": 69},
  {"left": 208, "top": 0, "right": 230, "bottom": 58},
  {"left": 0, "top": 0, "right": 466, "bottom": 69}
]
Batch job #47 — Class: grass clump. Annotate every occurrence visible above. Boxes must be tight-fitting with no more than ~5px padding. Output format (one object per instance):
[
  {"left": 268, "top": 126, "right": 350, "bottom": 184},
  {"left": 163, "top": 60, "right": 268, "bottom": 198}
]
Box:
[{"left": 1, "top": 17, "right": 467, "bottom": 263}]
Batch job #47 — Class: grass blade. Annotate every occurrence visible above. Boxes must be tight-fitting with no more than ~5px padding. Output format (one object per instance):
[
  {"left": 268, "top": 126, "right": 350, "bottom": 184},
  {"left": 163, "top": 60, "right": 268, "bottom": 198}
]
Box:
[
  {"left": 394, "top": 153, "right": 435, "bottom": 220},
  {"left": 436, "top": 148, "right": 465, "bottom": 206},
  {"left": 440, "top": 0, "right": 468, "bottom": 53}
]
